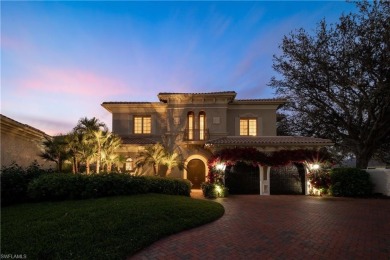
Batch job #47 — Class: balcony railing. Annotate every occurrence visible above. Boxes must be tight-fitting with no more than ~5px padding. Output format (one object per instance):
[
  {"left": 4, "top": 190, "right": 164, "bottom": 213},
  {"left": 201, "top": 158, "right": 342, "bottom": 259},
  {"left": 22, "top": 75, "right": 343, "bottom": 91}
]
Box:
[{"left": 183, "top": 128, "right": 209, "bottom": 141}]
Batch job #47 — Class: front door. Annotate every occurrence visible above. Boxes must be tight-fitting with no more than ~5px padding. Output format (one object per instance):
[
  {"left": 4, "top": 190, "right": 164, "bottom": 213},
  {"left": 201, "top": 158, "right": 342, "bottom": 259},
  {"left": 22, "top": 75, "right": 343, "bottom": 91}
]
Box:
[{"left": 187, "top": 159, "right": 205, "bottom": 189}]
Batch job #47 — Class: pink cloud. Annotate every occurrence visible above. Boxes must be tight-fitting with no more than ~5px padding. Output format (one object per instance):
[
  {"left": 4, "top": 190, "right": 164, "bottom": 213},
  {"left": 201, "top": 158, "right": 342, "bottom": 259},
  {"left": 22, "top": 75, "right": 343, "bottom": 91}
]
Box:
[
  {"left": 17, "top": 67, "right": 128, "bottom": 97},
  {"left": 0, "top": 36, "right": 31, "bottom": 51}
]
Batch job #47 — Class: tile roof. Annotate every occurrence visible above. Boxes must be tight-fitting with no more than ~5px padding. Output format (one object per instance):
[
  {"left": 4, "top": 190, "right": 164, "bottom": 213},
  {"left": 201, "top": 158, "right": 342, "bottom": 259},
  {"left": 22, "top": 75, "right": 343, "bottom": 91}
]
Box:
[
  {"left": 158, "top": 91, "right": 236, "bottom": 95},
  {"left": 0, "top": 114, "right": 49, "bottom": 137},
  {"left": 101, "top": 102, "right": 159, "bottom": 105},
  {"left": 121, "top": 136, "right": 161, "bottom": 145},
  {"left": 234, "top": 98, "right": 287, "bottom": 102},
  {"left": 207, "top": 136, "right": 333, "bottom": 146}
]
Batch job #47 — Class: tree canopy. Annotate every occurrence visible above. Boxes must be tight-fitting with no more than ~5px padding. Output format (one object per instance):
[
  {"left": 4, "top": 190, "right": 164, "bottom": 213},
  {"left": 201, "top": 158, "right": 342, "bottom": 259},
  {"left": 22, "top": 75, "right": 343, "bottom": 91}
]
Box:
[{"left": 270, "top": 0, "right": 390, "bottom": 168}]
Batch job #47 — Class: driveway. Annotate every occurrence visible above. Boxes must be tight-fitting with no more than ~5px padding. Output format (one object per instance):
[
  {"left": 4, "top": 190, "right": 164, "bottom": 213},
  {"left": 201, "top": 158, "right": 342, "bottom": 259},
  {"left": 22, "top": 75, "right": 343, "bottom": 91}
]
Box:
[{"left": 130, "top": 192, "right": 390, "bottom": 259}]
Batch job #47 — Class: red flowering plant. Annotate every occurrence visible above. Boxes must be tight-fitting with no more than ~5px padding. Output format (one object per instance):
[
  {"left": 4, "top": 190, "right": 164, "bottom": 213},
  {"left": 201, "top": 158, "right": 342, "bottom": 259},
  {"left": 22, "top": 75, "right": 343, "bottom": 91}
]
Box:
[
  {"left": 204, "top": 147, "right": 334, "bottom": 197},
  {"left": 306, "top": 162, "right": 333, "bottom": 195}
]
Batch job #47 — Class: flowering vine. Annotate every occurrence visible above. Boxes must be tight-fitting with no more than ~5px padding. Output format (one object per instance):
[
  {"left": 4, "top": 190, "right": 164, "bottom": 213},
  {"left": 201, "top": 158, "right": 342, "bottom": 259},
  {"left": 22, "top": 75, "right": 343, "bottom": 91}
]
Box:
[{"left": 206, "top": 147, "right": 333, "bottom": 183}]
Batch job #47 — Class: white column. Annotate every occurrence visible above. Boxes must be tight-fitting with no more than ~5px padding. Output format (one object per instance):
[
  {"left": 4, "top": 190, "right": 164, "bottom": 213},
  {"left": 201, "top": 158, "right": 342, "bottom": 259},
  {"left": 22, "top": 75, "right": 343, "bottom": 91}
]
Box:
[{"left": 259, "top": 165, "right": 270, "bottom": 196}]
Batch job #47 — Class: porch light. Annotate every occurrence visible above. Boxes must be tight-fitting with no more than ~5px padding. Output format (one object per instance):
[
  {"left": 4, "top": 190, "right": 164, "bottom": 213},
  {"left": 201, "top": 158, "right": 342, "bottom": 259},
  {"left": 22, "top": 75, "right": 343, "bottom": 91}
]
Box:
[
  {"left": 216, "top": 163, "right": 226, "bottom": 171},
  {"left": 309, "top": 163, "right": 320, "bottom": 170}
]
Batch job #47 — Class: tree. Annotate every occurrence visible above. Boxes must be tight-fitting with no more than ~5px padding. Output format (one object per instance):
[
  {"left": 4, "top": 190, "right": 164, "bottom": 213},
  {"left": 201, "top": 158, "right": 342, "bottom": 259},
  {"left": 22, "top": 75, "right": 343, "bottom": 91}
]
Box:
[
  {"left": 163, "top": 151, "right": 184, "bottom": 176},
  {"left": 74, "top": 117, "right": 108, "bottom": 174},
  {"left": 136, "top": 143, "right": 166, "bottom": 176},
  {"left": 270, "top": 0, "right": 390, "bottom": 168},
  {"left": 101, "top": 133, "right": 123, "bottom": 172},
  {"left": 64, "top": 131, "right": 83, "bottom": 173},
  {"left": 40, "top": 135, "right": 69, "bottom": 172}
]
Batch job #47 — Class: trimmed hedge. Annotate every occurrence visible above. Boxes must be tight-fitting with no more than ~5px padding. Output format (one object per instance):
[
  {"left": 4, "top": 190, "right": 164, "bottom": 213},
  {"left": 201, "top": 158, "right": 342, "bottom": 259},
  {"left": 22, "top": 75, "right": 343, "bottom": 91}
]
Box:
[
  {"left": 1, "top": 162, "right": 51, "bottom": 206},
  {"left": 27, "top": 173, "right": 191, "bottom": 202},
  {"left": 329, "top": 168, "right": 373, "bottom": 197}
]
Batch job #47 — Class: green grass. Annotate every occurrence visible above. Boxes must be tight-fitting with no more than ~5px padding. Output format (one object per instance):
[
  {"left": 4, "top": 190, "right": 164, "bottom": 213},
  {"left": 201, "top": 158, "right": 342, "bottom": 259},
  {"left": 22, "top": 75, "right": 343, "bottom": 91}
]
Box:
[{"left": 1, "top": 194, "right": 224, "bottom": 259}]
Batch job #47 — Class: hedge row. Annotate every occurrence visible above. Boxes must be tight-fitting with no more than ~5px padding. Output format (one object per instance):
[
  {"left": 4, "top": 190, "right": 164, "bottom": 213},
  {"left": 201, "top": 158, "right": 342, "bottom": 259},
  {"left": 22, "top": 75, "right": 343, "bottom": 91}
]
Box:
[
  {"left": 329, "top": 168, "right": 373, "bottom": 197},
  {"left": 1, "top": 172, "right": 191, "bottom": 206}
]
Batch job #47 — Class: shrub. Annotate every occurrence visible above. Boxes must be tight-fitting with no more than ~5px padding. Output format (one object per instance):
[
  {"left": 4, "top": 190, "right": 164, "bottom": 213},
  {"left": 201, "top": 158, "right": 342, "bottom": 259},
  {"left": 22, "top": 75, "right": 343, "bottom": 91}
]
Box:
[
  {"left": 201, "top": 182, "right": 228, "bottom": 199},
  {"left": 1, "top": 161, "right": 51, "bottom": 206},
  {"left": 27, "top": 173, "right": 191, "bottom": 202},
  {"left": 145, "top": 176, "right": 191, "bottom": 196},
  {"left": 329, "top": 168, "right": 373, "bottom": 197},
  {"left": 28, "top": 174, "right": 87, "bottom": 201}
]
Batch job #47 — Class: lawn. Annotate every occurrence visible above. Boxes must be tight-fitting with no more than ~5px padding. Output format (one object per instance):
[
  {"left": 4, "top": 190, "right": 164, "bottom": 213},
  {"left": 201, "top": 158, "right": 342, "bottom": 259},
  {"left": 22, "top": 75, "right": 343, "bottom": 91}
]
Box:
[{"left": 1, "top": 194, "right": 224, "bottom": 259}]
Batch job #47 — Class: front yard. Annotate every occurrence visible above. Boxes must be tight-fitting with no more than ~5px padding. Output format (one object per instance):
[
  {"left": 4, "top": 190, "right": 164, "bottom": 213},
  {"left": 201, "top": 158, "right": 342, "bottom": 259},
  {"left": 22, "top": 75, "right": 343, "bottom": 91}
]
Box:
[{"left": 1, "top": 194, "right": 224, "bottom": 259}]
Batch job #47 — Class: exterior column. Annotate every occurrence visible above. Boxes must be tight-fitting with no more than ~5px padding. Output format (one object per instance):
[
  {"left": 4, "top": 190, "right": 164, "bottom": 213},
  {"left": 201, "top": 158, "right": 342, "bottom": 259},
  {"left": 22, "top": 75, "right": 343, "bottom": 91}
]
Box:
[{"left": 259, "top": 165, "right": 270, "bottom": 195}]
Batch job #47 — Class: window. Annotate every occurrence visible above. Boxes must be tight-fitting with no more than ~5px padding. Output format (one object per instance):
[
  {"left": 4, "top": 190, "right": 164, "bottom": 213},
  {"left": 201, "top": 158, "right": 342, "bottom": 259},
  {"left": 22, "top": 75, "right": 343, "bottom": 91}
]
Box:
[
  {"left": 187, "top": 112, "right": 194, "bottom": 140},
  {"left": 240, "top": 118, "right": 257, "bottom": 136},
  {"left": 134, "top": 116, "right": 151, "bottom": 134},
  {"left": 199, "top": 111, "right": 206, "bottom": 140},
  {"left": 125, "top": 158, "right": 134, "bottom": 171}
]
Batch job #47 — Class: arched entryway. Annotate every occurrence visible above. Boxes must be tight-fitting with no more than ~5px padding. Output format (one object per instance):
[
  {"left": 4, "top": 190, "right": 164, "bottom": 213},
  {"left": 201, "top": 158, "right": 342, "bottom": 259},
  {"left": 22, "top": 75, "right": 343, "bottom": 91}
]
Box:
[{"left": 186, "top": 159, "right": 206, "bottom": 189}]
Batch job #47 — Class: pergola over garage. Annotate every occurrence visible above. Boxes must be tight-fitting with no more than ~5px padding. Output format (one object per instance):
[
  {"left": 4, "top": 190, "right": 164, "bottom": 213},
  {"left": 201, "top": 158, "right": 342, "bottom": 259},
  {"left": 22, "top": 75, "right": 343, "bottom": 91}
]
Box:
[{"left": 206, "top": 136, "right": 334, "bottom": 195}]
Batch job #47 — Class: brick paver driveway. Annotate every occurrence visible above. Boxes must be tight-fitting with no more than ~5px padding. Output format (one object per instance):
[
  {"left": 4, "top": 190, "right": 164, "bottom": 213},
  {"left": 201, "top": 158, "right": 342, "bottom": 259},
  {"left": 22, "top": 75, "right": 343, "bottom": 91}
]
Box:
[{"left": 131, "top": 191, "right": 389, "bottom": 259}]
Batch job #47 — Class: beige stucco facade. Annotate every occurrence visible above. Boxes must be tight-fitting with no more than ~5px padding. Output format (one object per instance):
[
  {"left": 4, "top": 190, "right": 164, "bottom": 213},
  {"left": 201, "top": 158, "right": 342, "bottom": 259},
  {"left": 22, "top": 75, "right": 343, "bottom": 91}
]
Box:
[
  {"left": 102, "top": 91, "right": 333, "bottom": 191},
  {"left": 1, "top": 114, "right": 55, "bottom": 169}
]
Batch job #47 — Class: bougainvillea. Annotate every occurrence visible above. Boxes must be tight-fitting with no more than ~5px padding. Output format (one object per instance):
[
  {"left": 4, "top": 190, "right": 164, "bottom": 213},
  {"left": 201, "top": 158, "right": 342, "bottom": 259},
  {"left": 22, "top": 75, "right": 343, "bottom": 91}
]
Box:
[{"left": 206, "top": 148, "right": 333, "bottom": 183}]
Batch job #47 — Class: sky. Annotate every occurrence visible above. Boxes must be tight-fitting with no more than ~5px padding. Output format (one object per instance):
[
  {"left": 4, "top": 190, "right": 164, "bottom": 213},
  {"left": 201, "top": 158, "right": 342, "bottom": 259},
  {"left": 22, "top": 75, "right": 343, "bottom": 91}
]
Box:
[{"left": 1, "top": 1, "right": 357, "bottom": 135}]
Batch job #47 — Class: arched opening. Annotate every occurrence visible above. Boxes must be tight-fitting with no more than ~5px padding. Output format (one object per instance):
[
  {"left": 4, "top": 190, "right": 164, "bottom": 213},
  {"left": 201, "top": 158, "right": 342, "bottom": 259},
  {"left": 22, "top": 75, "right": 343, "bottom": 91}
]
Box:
[{"left": 186, "top": 159, "right": 206, "bottom": 189}]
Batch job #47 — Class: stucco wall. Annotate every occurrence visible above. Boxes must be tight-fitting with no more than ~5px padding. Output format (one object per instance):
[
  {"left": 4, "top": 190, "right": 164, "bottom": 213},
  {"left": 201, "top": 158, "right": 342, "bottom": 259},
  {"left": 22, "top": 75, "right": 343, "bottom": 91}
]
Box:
[
  {"left": 227, "top": 107, "right": 277, "bottom": 136},
  {"left": 1, "top": 116, "right": 55, "bottom": 169},
  {"left": 366, "top": 169, "right": 390, "bottom": 196}
]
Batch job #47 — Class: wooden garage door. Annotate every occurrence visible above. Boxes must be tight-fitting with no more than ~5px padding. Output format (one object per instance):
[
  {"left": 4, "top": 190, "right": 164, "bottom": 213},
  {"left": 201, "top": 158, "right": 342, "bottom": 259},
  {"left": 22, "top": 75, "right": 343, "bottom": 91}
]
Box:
[{"left": 225, "top": 162, "right": 259, "bottom": 194}]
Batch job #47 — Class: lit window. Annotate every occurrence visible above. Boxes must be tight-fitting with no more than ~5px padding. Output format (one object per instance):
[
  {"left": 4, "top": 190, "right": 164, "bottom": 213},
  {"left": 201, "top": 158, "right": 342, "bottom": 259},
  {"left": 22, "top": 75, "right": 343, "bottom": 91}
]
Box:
[
  {"left": 240, "top": 118, "right": 257, "bottom": 136},
  {"left": 125, "top": 158, "right": 134, "bottom": 171},
  {"left": 199, "top": 112, "right": 206, "bottom": 140},
  {"left": 134, "top": 116, "right": 151, "bottom": 134},
  {"left": 187, "top": 112, "right": 194, "bottom": 140}
]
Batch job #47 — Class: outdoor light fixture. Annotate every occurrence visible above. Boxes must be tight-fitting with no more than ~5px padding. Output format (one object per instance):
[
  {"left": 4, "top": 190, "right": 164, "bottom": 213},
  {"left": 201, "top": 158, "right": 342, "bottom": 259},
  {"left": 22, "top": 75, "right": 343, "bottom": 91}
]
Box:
[
  {"left": 215, "top": 163, "right": 226, "bottom": 171},
  {"left": 308, "top": 163, "right": 320, "bottom": 170},
  {"left": 215, "top": 185, "right": 222, "bottom": 194}
]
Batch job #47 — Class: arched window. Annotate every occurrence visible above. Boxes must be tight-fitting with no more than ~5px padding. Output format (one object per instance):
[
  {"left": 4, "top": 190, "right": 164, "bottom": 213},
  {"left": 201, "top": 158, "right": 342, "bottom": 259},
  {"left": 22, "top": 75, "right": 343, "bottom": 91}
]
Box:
[
  {"left": 199, "top": 111, "right": 206, "bottom": 140},
  {"left": 187, "top": 112, "right": 194, "bottom": 140},
  {"left": 125, "top": 158, "right": 134, "bottom": 171}
]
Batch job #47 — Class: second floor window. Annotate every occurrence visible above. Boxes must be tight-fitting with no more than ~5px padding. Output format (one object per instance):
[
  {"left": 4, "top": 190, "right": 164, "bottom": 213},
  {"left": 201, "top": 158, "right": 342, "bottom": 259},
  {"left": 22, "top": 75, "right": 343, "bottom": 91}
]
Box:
[
  {"left": 187, "top": 112, "right": 194, "bottom": 140},
  {"left": 240, "top": 118, "right": 257, "bottom": 136},
  {"left": 134, "top": 116, "right": 151, "bottom": 134},
  {"left": 199, "top": 111, "right": 205, "bottom": 140}
]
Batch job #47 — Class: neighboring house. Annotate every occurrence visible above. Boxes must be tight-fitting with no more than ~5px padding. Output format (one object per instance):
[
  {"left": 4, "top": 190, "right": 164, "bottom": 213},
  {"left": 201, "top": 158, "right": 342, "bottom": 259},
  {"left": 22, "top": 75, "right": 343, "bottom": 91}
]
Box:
[
  {"left": 0, "top": 114, "right": 55, "bottom": 169},
  {"left": 102, "top": 91, "right": 332, "bottom": 194}
]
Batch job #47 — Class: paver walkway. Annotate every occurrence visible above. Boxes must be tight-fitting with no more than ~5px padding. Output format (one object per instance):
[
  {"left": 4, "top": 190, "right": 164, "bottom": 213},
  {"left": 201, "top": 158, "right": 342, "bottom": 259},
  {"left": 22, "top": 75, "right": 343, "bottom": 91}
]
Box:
[{"left": 130, "top": 191, "right": 390, "bottom": 259}]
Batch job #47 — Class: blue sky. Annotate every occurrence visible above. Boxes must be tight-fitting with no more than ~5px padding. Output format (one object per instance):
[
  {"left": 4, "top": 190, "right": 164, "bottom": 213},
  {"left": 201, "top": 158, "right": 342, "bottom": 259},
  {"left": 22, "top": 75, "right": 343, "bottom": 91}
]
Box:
[{"left": 1, "top": 1, "right": 357, "bottom": 135}]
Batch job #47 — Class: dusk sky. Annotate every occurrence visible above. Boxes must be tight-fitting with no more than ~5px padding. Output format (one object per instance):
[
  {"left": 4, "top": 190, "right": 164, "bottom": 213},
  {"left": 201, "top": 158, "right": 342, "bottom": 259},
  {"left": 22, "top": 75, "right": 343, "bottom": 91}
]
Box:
[{"left": 1, "top": 1, "right": 357, "bottom": 135}]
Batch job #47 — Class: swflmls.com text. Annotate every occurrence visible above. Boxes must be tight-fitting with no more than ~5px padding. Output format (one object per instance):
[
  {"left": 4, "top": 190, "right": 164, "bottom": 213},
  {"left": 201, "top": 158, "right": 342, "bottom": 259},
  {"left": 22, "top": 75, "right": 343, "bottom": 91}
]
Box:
[{"left": 1, "top": 254, "right": 27, "bottom": 259}]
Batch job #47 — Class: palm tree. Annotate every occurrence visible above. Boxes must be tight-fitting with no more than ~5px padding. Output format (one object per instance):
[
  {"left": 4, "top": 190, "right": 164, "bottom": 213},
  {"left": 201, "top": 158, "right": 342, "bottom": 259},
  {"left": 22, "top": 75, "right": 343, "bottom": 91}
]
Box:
[
  {"left": 101, "top": 133, "right": 122, "bottom": 172},
  {"left": 136, "top": 143, "right": 165, "bottom": 176},
  {"left": 40, "top": 135, "right": 69, "bottom": 172},
  {"left": 163, "top": 151, "right": 184, "bottom": 176},
  {"left": 64, "top": 131, "right": 82, "bottom": 173},
  {"left": 74, "top": 117, "right": 108, "bottom": 174}
]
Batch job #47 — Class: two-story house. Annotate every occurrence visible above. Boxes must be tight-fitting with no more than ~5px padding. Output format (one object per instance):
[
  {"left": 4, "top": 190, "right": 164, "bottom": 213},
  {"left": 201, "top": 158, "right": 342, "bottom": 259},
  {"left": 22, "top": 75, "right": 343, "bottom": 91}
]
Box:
[{"left": 102, "top": 91, "right": 332, "bottom": 194}]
